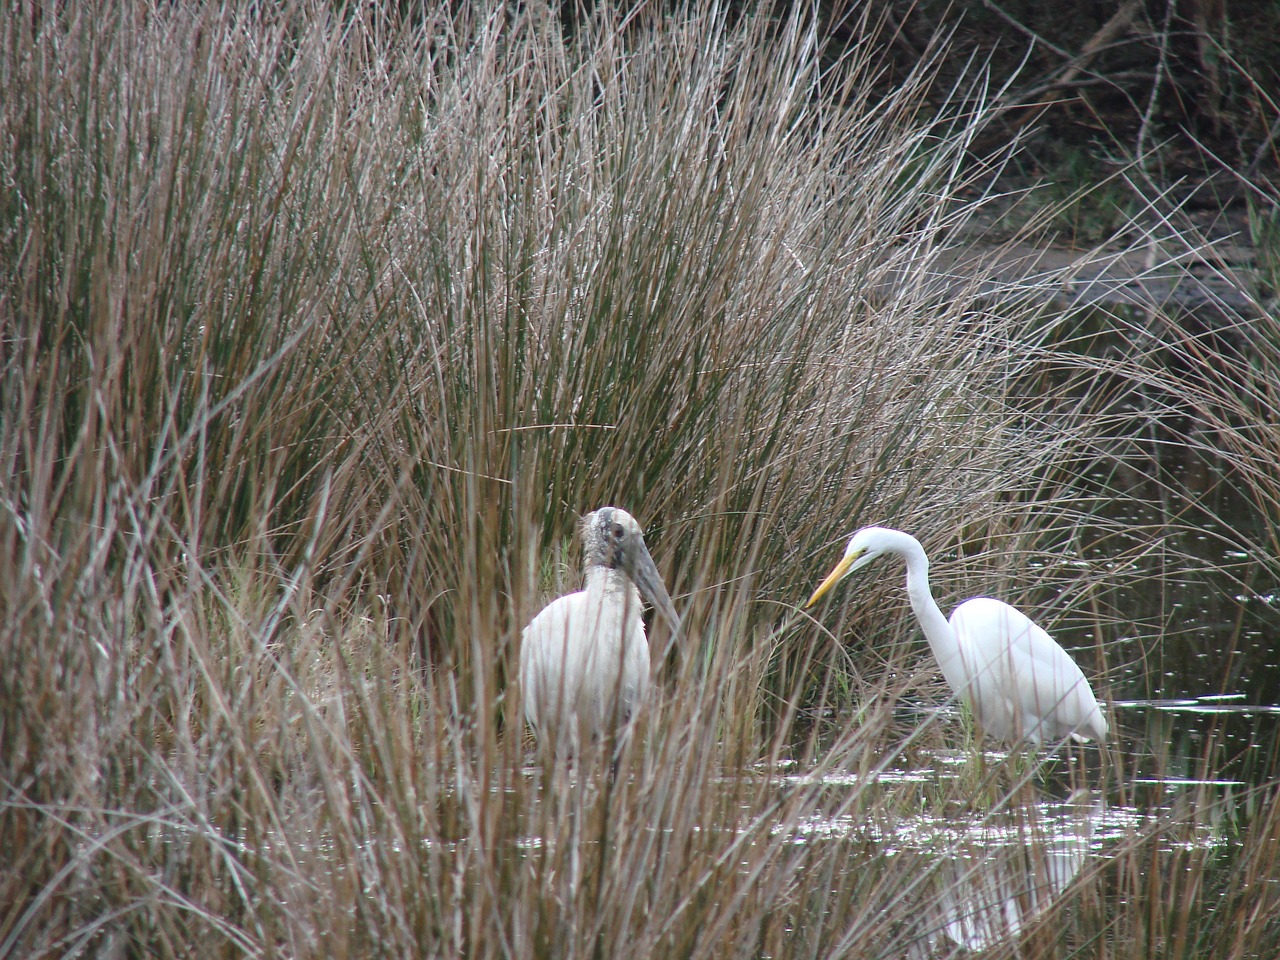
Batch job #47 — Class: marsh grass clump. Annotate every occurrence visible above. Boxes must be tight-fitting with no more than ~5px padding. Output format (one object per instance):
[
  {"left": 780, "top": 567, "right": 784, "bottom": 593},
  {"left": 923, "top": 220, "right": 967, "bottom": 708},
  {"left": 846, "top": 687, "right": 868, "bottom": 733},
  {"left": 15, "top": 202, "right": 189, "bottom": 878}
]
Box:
[{"left": 4, "top": 1, "right": 1280, "bottom": 957}]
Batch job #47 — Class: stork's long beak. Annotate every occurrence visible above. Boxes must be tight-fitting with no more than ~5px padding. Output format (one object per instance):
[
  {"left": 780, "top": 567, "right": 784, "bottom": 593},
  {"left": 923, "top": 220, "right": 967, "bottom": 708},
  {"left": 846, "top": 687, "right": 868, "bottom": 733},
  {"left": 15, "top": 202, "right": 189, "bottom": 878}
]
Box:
[
  {"left": 806, "top": 552, "right": 858, "bottom": 608},
  {"left": 629, "top": 542, "right": 682, "bottom": 635}
]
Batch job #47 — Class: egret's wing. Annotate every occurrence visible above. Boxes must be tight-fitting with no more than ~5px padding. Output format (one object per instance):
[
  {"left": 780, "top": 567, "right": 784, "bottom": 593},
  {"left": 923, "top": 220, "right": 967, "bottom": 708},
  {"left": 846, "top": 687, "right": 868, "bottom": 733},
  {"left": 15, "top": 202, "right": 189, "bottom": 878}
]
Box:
[
  {"left": 952, "top": 597, "right": 1106, "bottom": 742},
  {"left": 1010, "top": 618, "right": 1104, "bottom": 741}
]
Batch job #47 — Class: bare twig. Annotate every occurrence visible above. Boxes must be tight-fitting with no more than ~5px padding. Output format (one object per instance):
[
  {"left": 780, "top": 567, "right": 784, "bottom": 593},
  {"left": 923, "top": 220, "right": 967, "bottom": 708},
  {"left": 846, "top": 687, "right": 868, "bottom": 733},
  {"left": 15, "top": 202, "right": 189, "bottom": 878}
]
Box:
[{"left": 991, "top": 0, "right": 1142, "bottom": 130}]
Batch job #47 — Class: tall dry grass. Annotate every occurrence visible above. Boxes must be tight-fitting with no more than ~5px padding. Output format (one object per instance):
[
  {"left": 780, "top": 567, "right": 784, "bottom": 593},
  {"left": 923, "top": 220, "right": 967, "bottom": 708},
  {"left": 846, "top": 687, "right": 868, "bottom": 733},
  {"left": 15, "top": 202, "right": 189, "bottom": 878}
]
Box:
[{"left": 3, "top": 1, "right": 1279, "bottom": 957}]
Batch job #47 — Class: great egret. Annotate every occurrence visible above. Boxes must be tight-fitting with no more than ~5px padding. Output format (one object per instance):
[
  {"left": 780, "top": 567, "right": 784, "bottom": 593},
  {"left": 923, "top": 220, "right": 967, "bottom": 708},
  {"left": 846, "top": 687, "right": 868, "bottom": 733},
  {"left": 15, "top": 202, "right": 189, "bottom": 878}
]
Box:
[
  {"left": 806, "top": 527, "right": 1107, "bottom": 745},
  {"left": 520, "top": 506, "right": 681, "bottom": 753}
]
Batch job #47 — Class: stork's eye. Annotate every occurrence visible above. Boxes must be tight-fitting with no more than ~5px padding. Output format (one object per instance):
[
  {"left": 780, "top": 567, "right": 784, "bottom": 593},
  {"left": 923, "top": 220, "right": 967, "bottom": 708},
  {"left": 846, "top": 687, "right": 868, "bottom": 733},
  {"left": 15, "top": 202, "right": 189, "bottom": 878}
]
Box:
[{"left": 611, "top": 523, "right": 625, "bottom": 540}]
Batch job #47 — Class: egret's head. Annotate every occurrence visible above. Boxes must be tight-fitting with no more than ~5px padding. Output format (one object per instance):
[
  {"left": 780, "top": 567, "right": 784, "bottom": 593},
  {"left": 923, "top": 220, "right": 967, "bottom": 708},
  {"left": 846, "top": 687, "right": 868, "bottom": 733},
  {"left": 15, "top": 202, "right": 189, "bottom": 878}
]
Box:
[
  {"left": 582, "top": 507, "right": 682, "bottom": 632},
  {"left": 805, "top": 526, "right": 897, "bottom": 607}
]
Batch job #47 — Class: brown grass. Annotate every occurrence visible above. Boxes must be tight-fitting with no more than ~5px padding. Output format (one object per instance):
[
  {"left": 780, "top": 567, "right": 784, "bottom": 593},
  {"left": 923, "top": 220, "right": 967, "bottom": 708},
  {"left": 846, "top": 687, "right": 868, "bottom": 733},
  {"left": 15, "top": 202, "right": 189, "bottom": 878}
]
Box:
[{"left": 3, "top": 1, "right": 1279, "bottom": 957}]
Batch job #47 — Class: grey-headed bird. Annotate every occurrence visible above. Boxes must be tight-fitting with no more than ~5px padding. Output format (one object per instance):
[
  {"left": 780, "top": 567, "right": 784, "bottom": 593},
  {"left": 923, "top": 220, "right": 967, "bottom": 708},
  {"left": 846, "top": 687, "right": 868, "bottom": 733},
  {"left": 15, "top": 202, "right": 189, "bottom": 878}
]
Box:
[{"left": 521, "top": 507, "right": 680, "bottom": 754}]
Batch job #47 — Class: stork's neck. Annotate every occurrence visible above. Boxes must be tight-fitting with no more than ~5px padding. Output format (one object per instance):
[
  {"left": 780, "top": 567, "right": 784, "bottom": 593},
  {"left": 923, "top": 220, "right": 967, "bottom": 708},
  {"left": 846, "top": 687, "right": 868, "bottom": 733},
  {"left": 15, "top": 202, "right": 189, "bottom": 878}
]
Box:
[{"left": 585, "top": 564, "right": 640, "bottom": 600}]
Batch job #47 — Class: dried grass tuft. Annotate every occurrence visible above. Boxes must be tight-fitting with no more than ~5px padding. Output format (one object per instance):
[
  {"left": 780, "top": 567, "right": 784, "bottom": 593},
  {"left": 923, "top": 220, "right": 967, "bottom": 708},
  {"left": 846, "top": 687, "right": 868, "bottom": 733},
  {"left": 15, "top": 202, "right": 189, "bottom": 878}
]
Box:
[{"left": 3, "top": 2, "right": 1279, "bottom": 958}]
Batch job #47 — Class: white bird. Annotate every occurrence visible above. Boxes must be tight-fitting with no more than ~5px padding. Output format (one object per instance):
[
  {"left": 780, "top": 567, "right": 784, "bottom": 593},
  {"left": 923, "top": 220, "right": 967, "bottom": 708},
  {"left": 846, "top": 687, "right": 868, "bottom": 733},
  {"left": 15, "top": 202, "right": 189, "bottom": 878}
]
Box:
[
  {"left": 520, "top": 506, "right": 681, "bottom": 754},
  {"left": 806, "top": 526, "right": 1107, "bottom": 745}
]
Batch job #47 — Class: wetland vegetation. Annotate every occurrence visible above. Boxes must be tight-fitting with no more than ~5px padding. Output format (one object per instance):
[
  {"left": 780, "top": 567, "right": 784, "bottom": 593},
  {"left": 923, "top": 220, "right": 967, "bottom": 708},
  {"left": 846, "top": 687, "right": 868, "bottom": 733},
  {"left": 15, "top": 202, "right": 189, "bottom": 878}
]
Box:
[{"left": 2, "top": 2, "right": 1279, "bottom": 957}]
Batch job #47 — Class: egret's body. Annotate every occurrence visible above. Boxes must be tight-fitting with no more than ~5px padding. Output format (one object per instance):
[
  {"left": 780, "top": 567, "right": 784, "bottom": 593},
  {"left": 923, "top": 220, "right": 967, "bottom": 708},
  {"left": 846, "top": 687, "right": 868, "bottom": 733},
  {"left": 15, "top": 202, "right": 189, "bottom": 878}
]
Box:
[
  {"left": 521, "top": 507, "right": 680, "bottom": 753},
  {"left": 807, "top": 527, "right": 1106, "bottom": 745}
]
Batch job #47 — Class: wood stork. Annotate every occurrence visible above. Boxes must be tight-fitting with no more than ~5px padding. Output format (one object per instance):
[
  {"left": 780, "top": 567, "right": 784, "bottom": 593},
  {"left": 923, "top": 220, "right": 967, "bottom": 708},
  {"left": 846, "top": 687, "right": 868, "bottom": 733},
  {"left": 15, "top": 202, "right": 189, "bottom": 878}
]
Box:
[
  {"left": 520, "top": 506, "right": 680, "bottom": 754},
  {"left": 807, "top": 526, "right": 1107, "bottom": 745}
]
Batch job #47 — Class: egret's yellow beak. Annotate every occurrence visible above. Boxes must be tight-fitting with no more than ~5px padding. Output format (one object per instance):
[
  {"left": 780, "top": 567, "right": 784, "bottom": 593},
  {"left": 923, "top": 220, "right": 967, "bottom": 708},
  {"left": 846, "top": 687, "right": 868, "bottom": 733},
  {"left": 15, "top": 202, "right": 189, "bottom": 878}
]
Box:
[{"left": 805, "top": 552, "right": 859, "bottom": 608}]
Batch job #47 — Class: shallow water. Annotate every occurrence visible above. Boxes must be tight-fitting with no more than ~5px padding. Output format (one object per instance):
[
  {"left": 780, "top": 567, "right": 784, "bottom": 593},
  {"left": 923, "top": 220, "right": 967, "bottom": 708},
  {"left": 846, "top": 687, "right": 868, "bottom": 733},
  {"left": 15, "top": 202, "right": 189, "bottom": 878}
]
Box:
[
  {"left": 1088, "top": 446, "right": 1280, "bottom": 710},
  {"left": 1103, "top": 447, "right": 1280, "bottom": 810}
]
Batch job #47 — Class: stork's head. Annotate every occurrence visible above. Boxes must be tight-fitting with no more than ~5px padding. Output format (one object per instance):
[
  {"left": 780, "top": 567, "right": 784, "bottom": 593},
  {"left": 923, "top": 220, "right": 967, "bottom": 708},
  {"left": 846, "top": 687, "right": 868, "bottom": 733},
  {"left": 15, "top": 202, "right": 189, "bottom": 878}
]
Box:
[{"left": 582, "top": 507, "right": 682, "bottom": 633}]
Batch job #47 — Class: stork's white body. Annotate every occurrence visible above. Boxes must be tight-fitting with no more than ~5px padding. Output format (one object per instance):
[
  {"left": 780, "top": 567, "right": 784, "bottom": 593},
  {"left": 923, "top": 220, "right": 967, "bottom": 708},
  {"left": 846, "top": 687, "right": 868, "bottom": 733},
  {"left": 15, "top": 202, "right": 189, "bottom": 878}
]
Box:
[{"left": 521, "top": 566, "right": 650, "bottom": 747}]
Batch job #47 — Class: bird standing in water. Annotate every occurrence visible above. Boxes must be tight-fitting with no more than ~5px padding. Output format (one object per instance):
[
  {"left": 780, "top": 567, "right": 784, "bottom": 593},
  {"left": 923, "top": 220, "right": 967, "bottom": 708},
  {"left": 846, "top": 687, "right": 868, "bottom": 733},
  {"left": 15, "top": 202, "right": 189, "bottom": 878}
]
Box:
[
  {"left": 521, "top": 507, "right": 681, "bottom": 755},
  {"left": 807, "top": 526, "right": 1107, "bottom": 745}
]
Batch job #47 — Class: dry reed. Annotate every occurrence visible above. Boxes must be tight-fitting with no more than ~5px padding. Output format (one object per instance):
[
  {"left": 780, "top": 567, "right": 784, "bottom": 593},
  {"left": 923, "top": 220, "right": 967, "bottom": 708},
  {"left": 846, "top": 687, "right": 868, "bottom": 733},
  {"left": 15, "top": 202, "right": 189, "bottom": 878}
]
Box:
[{"left": 3, "top": 2, "right": 1279, "bottom": 958}]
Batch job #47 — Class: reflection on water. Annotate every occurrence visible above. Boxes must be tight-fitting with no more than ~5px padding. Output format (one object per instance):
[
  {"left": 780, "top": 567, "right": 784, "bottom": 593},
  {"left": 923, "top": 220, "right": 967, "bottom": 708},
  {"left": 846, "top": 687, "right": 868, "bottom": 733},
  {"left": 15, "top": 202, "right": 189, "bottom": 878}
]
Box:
[
  {"left": 1113, "top": 694, "right": 1280, "bottom": 800},
  {"left": 1129, "top": 700, "right": 1280, "bottom": 715},
  {"left": 929, "top": 803, "right": 1095, "bottom": 951},
  {"left": 777, "top": 785, "right": 1116, "bottom": 950},
  {"left": 771, "top": 729, "right": 1247, "bottom": 951}
]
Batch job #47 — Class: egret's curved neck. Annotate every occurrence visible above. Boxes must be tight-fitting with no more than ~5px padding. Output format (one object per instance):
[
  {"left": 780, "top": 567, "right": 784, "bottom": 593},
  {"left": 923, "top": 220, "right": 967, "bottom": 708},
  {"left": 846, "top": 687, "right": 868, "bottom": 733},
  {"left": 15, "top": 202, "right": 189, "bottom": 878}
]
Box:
[{"left": 894, "top": 535, "right": 962, "bottom": 673}]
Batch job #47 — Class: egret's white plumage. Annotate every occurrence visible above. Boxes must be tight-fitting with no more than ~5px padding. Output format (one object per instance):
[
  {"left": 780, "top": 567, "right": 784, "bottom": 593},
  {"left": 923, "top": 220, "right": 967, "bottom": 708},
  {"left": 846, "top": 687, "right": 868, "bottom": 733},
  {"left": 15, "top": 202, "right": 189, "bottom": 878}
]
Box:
[
  {"left": 520, "top": 507, "right": 680, "bottom": 753},
  {"left": 807, "top": 527, "right": 1107, "bottom": 745}
]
